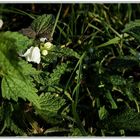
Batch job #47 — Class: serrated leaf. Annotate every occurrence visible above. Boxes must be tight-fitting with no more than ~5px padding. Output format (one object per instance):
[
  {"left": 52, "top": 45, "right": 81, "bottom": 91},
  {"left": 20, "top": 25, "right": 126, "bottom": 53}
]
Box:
[
  {"left": 100, "top": 109, "right": 140, "bottom": 131},
  {"left": 18, "top": 60, "right": 41, "bottom": 76},
  {"left": 8, "top": 120, "right": 27, "bottom": 136},
  {"left": 39, "top": 93, "right": 65, "bottom": 112},
  {"left": 35, "top": 93, "right": 65, "bottom": 124},
  {"left": 0, "top": 31, "right": 33, "bottom": 73},
  {"left": 110, "top": 75, "right": 126, "bottom": 86},
  {"left": 47, "top": 62, "right": 69, "bottom": 86},
  {"left": 1, "top": 74, "right": 40, "bottom": 108},
  {"left": 59, "top": 47, "right": 80, "bottom": 59},
  {"left": 31, "top": 14, "right": 55, "bottom": 39},
  {"left": 43, "top": 47, "right": 80, "bottom": 65},
  {"left": 0, "top": 31, "right": 40, "bottom": 108},
  {"left": 0, "top": 31, "right": 33, "bottom": 52},
  {"left": 0, "top": 35, "right": 20, "bottom": 73}
]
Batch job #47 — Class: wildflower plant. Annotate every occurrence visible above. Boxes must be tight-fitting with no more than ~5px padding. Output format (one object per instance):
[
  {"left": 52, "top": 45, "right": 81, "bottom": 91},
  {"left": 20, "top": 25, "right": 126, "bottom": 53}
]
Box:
[
  {"left": 1, "top": 4, "right": 140, "bottom": 136},
  {"left": 0, "top": 13, "right": 80, "bottom": 136}
]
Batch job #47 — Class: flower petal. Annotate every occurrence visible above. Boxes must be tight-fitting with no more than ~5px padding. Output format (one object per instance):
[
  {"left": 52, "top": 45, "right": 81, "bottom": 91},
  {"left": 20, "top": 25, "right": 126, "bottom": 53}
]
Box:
[
  {"left": 20, "top": 46, "right": 41, "bottom": 64},
  {"left": 0, "top": 19, "right": 3, "bottom": 29},
  {"left": 23, "top": 47, "right": 34, "bottom": 57},
  {"left": 40, "top": 37, "right": 47, "bottom": 43},
  {"left": 30, "top": 47, "right": 41, "bottom": 64}
]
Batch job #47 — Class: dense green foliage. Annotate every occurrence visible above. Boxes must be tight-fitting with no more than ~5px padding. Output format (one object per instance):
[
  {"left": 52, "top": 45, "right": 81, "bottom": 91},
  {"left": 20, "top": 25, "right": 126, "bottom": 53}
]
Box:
[{"left": 0, "top": 4, "right": 140, "bottom": 136}]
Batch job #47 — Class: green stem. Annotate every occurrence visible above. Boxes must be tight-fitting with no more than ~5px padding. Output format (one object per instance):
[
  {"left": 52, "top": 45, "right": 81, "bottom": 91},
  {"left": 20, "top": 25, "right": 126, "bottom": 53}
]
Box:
[
  {"left": 51, "top": 4, "right": 62, "bottom": 38},
  {"left": 71, "top": 52, "right": 87, "bottom": 136},
  {"left": 72, "top": 102, "right": 88, "bottom": 136}
]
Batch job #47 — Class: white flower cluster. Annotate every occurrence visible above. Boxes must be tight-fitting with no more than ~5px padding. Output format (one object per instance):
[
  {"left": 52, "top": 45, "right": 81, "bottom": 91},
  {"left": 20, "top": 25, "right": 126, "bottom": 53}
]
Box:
[{"left": 20, "top": 38, "right": 53, "bottom": 64}]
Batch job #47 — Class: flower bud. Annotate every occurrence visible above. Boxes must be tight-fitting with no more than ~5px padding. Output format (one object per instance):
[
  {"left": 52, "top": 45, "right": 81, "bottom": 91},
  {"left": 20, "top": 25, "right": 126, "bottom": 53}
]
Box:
[
  {"left": 41, "top": 50, "right": 48, "bottom": 56},
  {"left": 44, "top": 42, "right": 53, "bottom": 50},
  {"left": 77, "top": 40, "right": 82, "bottom": 45}
]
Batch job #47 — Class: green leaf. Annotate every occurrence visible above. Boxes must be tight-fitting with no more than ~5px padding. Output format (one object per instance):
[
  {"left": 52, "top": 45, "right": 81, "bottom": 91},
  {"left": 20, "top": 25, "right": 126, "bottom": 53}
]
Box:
[
  {"left": 44, "top": 127, "right": 69, "bottom": 135},
  {"left": 96, "top": 34, "right": 129, "bottom": 49},
  {"left": 31, "top": 14, "right": 55, "bottom": 38},
  {"left": 105, "top": 91, "right": 117, "bottom": 109},
  {"left": 1, "top": 73, "right": 40, "bottom": 108},
  {"left": 110, "top": 75, "right": 126, "bottom": 86},
  {"left": 123, "top": 20, "right": 140, "bottom": 32},
  {"left": 0, "top": 31, "right": 33, "bottom": 52},
  {"left": 110, "top": 76, "right": 135, "bottom": 101},
  {"left": 35, "top": 93, "right": 65, "bottom": 124},
  {"left": 0, "top": 103, "right": 26, "bottom": 136},
  {"left": 47, "top": 62, "right": 69, "bottom": 86},
  {"left": 0, "top": 31, "right": 40, "bottom": 108},
  {"left": 0, "top": 43, "right": 16, "bottom": 74},
  {"left": 39, "top": 93, "right": 65, "bottom": 112},
  {"left": 17, "top": 60, "right": 41, "bottom": 76},
  {"left": 69, "top": 128, "right": 83, "bottom": 136},
  {"left": 41, "top": 46, "right": 80, "bottom": 66},
  {"left": 98, "top": 106, "right": 108, "bottom": 120},
  {"left": 0, "top": 31, "right": 33, "bottom": 74},
  {"left": 129, "top": 48, "right": 140, "bottom": 61},
  {"left": 123, "top": 20, "right": 140, "bottom": 43},
  {"left": 100, "top": 109, "right": 140, "bottom": 131},
  {"left": 125, "top": 87, "right": 135, "bottom": 101},
  {"left": 59, "top": 47, "right": 80, "bottom": 59},
  {"left": 8, "top": 119, "right": 27, "bottom": 136},
  {"left": 124, "top": 79, "right": 135, "bottom": 101}
]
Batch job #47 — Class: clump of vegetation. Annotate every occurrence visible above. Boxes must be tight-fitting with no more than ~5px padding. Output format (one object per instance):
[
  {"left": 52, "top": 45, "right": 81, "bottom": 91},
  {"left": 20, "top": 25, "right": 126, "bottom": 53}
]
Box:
[{"left": 0, "top": 4, "right": 140, "bottom": 136}]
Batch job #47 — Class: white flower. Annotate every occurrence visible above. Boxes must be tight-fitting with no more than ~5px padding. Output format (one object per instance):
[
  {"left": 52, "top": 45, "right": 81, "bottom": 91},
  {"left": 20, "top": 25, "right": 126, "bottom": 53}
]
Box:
[
  {"left": 0, "top": 19, "right": 3, "bottom": 29},
  {"left": 20, "top": 46, "right": 41, "bottom": 64},
  {"left": 40, "top": 37, "right": 47, "bottom": 43}
]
